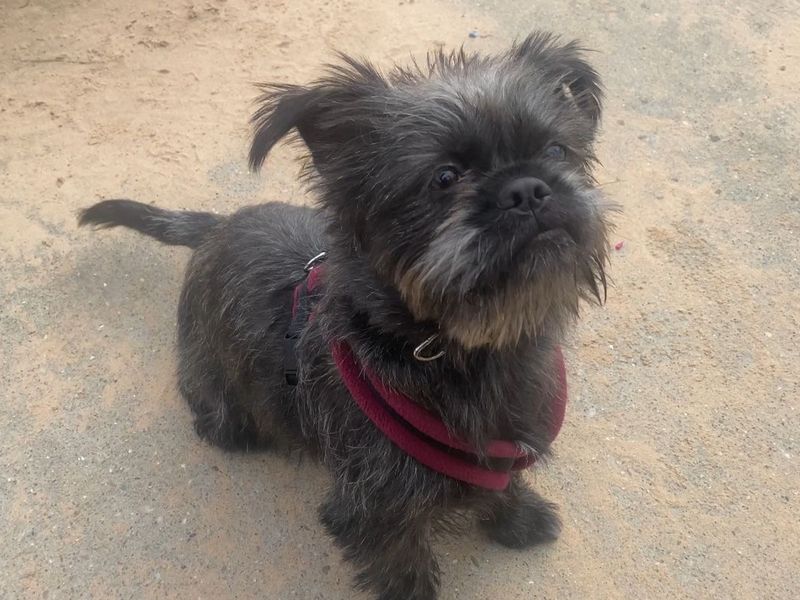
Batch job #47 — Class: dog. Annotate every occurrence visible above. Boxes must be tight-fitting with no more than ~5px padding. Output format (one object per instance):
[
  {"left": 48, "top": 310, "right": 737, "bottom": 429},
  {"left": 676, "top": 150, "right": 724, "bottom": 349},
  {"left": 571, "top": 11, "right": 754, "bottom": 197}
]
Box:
[{"left": 80, "top": 32, "right": 612, "bottom": 600}]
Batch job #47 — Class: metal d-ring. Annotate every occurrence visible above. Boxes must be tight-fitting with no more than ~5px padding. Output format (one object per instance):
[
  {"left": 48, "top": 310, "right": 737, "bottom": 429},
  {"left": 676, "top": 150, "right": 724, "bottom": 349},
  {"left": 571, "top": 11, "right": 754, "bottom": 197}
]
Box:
[
  {"left": 413, "top": 334, "right": 445, "bottom": 362},
  {"left": 304, "top": 251, "right": 328, "bottom": 272}
]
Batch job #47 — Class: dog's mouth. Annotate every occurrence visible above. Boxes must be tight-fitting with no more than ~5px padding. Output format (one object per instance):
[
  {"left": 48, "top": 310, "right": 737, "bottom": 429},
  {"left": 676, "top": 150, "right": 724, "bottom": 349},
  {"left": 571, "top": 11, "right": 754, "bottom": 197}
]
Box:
[
  {"left": 491, "top": 211, "right": 580, "bottom": 267},
  {"left": 494, "top": 197, "right": 577, "bottom": 239},
  {"left": 532, "top": 226, "right": 574, "bottom": 244}
]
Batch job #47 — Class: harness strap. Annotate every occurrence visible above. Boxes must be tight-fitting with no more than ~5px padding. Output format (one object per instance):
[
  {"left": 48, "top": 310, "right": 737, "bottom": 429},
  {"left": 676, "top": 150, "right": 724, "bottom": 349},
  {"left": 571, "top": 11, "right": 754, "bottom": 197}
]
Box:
[
  {"left": 283, "top": 261, "right": 568, "bottom": 491},
  {"left": 284, "top": 266, "right": 324, "bottom": 385}
]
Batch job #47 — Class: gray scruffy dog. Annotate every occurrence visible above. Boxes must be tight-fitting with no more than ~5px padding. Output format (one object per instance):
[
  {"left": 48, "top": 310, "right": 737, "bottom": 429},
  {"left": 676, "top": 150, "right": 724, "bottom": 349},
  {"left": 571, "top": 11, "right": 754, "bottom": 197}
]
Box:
[{"left": 80, "top": 32, "right": 612, "bottom": 600}]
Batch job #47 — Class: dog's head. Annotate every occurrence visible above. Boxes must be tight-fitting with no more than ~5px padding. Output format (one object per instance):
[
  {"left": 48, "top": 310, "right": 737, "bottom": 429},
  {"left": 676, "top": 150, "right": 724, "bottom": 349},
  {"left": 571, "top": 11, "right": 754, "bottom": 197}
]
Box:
[{"left": 251, "top": 32, "right": 612, "bottom": 349}]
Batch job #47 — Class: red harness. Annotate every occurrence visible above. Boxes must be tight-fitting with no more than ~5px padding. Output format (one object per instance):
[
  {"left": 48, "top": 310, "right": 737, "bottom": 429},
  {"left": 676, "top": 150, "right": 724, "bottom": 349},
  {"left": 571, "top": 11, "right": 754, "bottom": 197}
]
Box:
[{"left": 287, "top": 263, "right": 568, "bottom": 491}]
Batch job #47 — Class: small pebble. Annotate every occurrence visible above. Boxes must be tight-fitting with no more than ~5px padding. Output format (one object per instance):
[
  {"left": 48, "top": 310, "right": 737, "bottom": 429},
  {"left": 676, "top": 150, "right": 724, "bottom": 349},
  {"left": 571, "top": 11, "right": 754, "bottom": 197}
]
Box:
[
  {"left": 468, "top": 30, "right": 479, "bottom": 38},
  {"left": 614, "top": 240, "right": 625, "bottom": 251}
]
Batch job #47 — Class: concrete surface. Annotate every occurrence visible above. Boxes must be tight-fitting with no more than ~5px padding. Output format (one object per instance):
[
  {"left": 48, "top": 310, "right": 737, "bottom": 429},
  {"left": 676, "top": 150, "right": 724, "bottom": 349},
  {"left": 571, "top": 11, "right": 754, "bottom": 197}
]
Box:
[{"left": 1, "top": 0, "right": 798, "bottom": 598}]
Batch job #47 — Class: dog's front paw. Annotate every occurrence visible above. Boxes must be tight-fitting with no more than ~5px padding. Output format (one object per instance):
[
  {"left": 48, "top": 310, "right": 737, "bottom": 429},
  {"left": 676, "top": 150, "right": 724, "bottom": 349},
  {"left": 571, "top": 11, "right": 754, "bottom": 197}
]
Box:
[
  {"left": 321, "top": 491, "right": 440, "bottom": 600},
  {"left": 481, "top": 487, "right": 561, "bottom": 549},
  {"left": 369, "top": 573, "right": 438, "bottom": 600}
]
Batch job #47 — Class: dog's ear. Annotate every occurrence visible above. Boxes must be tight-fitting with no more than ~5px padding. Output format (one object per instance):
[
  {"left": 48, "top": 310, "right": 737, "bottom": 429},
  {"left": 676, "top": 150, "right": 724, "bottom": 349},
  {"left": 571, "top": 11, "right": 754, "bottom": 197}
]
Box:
[
  {"left": 512, "top": 32, "right": 603, "bottom": 128},
  {"left": 249, "top": 57, "right": 388, "bottom": 171},
  {"left": 248, "top": 84, "right": 322, "bottom": 170}
]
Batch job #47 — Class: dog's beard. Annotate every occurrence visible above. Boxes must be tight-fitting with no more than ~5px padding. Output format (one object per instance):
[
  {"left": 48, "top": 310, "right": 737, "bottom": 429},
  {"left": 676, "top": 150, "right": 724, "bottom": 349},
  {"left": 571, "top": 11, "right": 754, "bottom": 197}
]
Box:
[{"left": 394, "top": 186, "right": 609, "bottom": 350}]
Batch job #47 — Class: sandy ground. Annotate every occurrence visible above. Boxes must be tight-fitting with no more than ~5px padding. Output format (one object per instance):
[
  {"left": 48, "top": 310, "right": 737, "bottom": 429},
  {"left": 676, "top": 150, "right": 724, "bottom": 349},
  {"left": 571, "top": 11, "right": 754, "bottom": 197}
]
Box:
[{"left": 1, "top": 0, "right": 799, "bottom": 598}]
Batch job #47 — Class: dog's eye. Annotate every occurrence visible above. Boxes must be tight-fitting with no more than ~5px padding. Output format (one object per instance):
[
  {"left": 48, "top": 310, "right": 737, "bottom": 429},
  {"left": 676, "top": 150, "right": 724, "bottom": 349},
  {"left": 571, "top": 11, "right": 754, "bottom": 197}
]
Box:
[
  {"left": 544, "top": 144, "right": 567, "bottom": 160},
  {"left": 433, "top": 166, "right": 460, "bottom": 189}
]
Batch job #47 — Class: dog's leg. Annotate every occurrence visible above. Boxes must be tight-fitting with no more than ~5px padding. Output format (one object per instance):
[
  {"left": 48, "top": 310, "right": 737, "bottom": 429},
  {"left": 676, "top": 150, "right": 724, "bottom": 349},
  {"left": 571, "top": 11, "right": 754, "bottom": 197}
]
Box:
[
  {"left": 320, "top": 487, "right": 440, "bottom": 600},
  {"left": 177, "top": 311, "right": 266, "bottom": 451},
  {"left": 178, "top": 357, "right": 265, "bottom": 450},
  {"left": 479, "top": 475, "right": 561, "bottom": 548}
]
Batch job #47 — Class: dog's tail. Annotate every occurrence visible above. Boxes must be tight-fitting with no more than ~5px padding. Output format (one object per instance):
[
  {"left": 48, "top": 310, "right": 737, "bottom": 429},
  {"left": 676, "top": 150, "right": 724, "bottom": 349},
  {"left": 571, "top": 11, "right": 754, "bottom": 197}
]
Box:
[{"left": 78, "top": 199, "right": 222, "bottom": 249}]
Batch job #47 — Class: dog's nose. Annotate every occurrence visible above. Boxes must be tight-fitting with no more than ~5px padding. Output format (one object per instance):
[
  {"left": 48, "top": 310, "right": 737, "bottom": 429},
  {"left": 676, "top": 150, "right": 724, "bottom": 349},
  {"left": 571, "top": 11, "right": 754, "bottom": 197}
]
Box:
[{"left": 497, "top": 178, "right": 552, "bottom": 212}]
